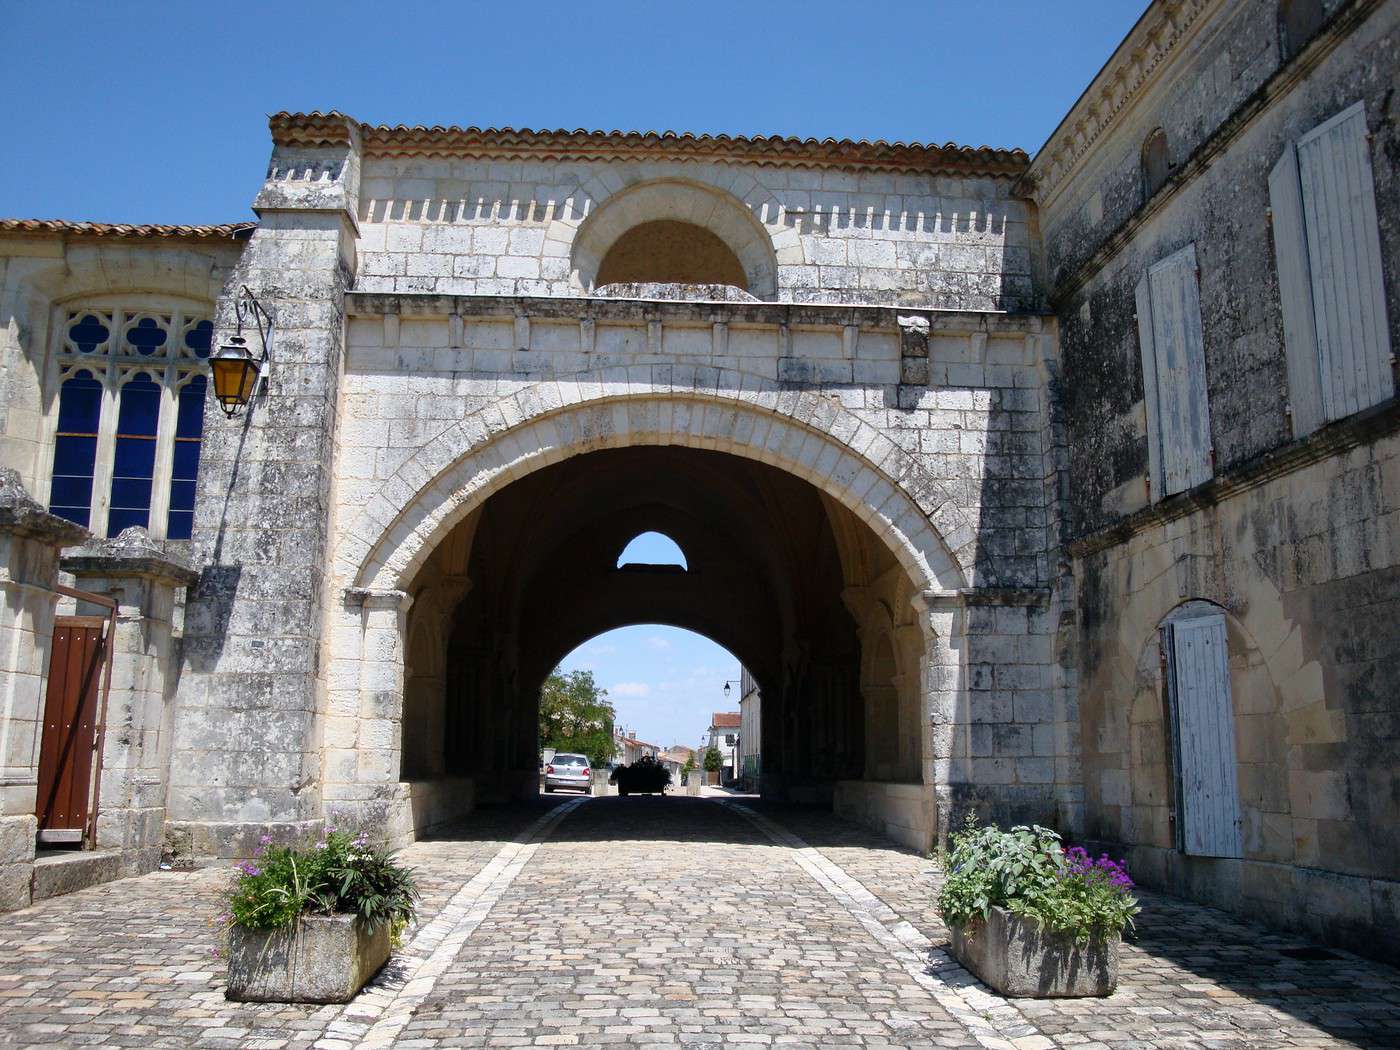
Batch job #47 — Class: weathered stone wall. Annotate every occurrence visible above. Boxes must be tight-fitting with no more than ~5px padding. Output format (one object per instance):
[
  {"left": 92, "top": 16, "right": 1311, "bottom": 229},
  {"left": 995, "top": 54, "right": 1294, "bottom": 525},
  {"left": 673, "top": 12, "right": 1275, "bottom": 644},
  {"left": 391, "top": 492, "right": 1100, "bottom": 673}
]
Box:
[
  {"left": 356, "top": 160, "right": 1035, "bottom": 310},
  {"left": 323, "top": 295, "right": 1074, "bottom": 842},
  {"left": 170, "top": 135, "right": 362, "bottom": 859},
  {"left": 1040, "top": 0, "right": 1399, "bottom": 533},
  {"left": 1034, "top": 0, "right": 1400, "bottom": 958}
]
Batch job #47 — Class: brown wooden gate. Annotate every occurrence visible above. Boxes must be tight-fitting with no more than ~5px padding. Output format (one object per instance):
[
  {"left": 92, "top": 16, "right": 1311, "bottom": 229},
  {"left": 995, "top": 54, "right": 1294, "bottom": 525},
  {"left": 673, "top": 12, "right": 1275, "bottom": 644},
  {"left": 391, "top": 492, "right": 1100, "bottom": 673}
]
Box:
[{"left": 35, "top": 616, "right": 107, "bottom": 844}]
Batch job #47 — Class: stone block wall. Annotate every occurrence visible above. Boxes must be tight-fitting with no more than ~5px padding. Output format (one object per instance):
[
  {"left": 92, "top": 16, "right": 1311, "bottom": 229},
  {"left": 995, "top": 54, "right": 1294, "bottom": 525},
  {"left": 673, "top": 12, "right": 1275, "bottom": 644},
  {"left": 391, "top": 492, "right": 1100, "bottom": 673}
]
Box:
[
  {"left": 325, "top": 295, "right": 1073, "bottom": 842},
  {"left": 1033, "top": 0, "right": 1400, "bottom": 959},
  {"left": 355, "top": 159, "right": 1035, "bottom": 310}
]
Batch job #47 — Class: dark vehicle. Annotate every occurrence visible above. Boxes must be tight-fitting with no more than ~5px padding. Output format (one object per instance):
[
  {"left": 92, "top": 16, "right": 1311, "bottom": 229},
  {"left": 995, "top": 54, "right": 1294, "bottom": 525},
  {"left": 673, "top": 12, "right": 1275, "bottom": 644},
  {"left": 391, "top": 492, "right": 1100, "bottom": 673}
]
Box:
[{"left": 610, "top": 755, "right": 672, "bottom": 796}]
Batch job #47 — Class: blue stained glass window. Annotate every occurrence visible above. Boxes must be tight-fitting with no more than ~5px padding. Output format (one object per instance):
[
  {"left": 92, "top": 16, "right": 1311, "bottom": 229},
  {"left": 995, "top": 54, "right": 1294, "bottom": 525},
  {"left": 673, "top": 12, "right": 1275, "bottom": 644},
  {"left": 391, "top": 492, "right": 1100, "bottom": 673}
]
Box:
[
  {"left": 125, "top": 317, "right": 168, "bottom": 356},
  {"left": 184, "top": 319, "right": 213, "bottom": 359},
  {"left": 68, "top": 314, "right": 110, "bottom": 354},
  {"left": 107, "top": 373, "right": 160, "bottom": 536},
  {"left": 166, "top": 374, "right": 206, "bottom": 539},
  {"left": 48, "top": 370, "right": 102, "bottom": 527}
]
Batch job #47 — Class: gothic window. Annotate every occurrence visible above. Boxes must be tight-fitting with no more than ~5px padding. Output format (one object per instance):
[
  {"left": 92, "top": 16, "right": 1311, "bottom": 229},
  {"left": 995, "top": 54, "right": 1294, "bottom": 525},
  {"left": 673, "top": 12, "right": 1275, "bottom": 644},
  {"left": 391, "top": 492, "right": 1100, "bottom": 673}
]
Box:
[
  {"left": 45, "top": 307, "right": 212, "bottom": 539},
  {"left": 1141, "top": 128, "right": 1171, "bottom": 202}
]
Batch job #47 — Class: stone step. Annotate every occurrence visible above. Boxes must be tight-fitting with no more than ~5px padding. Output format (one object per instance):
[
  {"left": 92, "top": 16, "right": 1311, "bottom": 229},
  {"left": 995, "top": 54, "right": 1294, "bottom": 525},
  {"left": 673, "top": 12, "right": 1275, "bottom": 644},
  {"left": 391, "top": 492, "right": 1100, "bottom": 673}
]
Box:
[{"left": 31, "top": 849, "right": 123, "bottom": 902}]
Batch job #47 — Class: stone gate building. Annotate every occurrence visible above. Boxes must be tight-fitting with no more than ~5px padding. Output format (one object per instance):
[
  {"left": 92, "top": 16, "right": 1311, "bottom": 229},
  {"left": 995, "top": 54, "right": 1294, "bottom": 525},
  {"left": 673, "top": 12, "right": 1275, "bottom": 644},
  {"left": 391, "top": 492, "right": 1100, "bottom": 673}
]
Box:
[{"left": 1, "top": 0, "right": 1397, "bottom": 961}]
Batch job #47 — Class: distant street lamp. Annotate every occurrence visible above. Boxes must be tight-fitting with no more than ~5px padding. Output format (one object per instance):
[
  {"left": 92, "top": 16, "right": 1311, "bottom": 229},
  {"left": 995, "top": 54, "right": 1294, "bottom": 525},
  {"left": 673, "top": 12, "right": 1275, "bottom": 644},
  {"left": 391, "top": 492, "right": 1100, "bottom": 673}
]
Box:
[{"left": 721, "top": 678, "right": 741, "bottom": 698}]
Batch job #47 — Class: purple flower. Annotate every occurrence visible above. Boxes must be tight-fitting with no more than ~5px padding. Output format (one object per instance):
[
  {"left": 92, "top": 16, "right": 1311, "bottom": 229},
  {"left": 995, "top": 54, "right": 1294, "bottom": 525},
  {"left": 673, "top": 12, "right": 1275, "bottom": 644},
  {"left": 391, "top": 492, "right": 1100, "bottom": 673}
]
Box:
[
  {"left": 237, "top": 861, "right": 262, "bottom": 877},
  {"left": 259, "top": 834, "right": 273, "bottom": 845}
]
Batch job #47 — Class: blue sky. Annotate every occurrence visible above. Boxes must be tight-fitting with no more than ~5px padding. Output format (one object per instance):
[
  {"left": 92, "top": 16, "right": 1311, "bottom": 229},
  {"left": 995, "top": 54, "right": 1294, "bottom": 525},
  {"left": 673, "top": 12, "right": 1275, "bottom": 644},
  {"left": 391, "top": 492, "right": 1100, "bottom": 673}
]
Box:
[
  {"left": 562, "top": 533, "right": 736, "bottom": 751},
  {"left": 2, "top": 1, "right": 1145, "bottom": 225},
  {"left": 3, "top": 2, "right": 1147, "bottom": 746}
]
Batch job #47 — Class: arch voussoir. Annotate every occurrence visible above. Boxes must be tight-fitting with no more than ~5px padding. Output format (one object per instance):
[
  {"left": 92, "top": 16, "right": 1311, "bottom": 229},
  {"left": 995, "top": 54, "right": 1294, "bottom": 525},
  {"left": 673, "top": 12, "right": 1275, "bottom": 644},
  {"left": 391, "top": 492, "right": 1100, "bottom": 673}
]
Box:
[{"left": 338, "top": 365, "right": 999, "bottom": 597}]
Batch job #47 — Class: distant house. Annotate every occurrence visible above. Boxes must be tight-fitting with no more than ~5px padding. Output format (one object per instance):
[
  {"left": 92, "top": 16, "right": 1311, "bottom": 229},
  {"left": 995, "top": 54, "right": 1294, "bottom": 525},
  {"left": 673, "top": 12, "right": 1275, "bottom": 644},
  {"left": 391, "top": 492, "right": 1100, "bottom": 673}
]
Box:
[
  {"left": 705, "top": 712, "right": 742, "bottom": 784},
  {"left": 738, "top": 669, "right": 761, "bottom": 790}
]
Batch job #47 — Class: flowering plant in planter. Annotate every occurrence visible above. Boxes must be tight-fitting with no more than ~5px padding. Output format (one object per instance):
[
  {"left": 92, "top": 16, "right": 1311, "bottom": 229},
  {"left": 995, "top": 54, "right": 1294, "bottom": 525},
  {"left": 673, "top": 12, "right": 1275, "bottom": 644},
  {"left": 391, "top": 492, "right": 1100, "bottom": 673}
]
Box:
[
  {"left": 221, "top": 829, "right": 420, "bottom": 1004},
  {"left": 226, "top": 829, "right": 420, "bottom": 938},
  {"left": 936, "top": 818, "right": 1139, "bottom": 997}
]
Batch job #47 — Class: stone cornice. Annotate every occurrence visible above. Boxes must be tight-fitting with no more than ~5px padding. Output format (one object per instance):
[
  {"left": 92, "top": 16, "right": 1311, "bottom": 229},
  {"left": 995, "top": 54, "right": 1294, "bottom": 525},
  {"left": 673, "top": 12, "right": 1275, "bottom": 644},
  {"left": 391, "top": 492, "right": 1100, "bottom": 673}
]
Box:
[
  {"left": 1023, "top": 0, "right": 1219, "bottom": 208},
  {"left": 270, "top": 111, "right": 1029, "bottom": 179},
  {"left": 345, "top": 291, "right": 1050, "bottom": 334},
  {"left": 61, "top": 527, "right": 199, "bottom": 585},
  {"left": 0, "top": 469, "right": 88, "bottom": 546},
  {"left": 1066, "top": 396, "right": 1400, "bottom": 559}
]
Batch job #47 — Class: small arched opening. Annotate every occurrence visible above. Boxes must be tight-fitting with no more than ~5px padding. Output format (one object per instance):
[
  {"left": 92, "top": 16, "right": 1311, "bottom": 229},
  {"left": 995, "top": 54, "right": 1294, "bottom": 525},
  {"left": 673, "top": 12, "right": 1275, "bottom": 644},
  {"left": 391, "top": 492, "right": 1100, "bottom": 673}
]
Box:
[
  {"left": 596, "top": 221, "right": 749, "bottom": 290},
  {"left": 616, "top": 531, "right": 689, "bottom": 570},
  {"left": 1142, "top": 128, "right": 1172, "bottom": 203}
]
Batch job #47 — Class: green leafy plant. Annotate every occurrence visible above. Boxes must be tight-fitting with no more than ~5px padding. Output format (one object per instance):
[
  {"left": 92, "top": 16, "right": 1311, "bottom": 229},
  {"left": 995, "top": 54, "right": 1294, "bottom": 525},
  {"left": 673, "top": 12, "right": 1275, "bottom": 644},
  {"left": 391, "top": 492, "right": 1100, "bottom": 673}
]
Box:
[
  {"left": 703, "top": 745, "right": 723, "bottom": 773},
  {"left": 225, "top": 829, "right": 419, "bottom": 941},
  {"left": 936, "top": 816, "right": 1139, "bottom": 943}
]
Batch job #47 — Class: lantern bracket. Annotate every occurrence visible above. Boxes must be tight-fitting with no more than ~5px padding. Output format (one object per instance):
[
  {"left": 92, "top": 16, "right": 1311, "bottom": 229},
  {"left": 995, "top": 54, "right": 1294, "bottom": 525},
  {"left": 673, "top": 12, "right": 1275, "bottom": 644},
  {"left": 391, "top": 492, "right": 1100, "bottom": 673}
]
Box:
[{"left": 233, "top": 286, "right": 273, "bottom": 368}]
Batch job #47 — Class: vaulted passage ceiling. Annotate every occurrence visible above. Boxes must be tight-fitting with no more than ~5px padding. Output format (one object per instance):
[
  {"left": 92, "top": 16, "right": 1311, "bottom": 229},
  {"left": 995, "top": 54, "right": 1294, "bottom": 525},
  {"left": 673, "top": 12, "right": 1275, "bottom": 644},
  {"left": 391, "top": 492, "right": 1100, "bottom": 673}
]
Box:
[{"left": 401, "top": 445, "right": 926, "bottom": 804}]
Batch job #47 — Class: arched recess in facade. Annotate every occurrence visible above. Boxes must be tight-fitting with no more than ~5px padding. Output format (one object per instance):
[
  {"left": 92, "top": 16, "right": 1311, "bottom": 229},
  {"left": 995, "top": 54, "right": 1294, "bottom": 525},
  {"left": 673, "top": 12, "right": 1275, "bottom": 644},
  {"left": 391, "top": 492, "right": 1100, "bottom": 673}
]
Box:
[
  {"left": 564, "top": 179, "right": 783, "bottom": 299},
  {"left": 326, "top": 369, "right": 993, "bottom": 850}
]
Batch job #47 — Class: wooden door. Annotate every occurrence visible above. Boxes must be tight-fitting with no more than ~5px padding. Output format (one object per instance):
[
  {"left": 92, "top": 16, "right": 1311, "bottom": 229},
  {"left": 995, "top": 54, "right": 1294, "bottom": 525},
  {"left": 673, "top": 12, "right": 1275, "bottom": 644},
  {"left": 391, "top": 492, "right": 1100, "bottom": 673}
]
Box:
[
  {"left": 1164, "top": 614, "right": 1242, "bottom": 858},
  {"left": 35, "top": 617, "right": 106, "bottom": 843}
]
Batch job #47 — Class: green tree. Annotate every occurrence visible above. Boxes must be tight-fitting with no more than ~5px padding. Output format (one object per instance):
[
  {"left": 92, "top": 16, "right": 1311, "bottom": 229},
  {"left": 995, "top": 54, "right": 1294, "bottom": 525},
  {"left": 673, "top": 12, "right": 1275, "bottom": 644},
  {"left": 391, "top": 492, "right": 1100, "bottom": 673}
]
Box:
[
  {"left": 703, "top": 745, "right": 723, "bottom": 773},
  {"left": 539, "top": 667, "right": 616, "bottom": 767}
]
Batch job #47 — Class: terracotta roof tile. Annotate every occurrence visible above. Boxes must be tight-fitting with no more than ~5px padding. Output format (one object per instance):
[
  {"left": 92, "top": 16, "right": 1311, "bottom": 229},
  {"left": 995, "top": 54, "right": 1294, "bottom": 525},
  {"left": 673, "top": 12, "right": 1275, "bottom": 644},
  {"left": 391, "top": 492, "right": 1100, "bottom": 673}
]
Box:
[
  {"left": 269, "top": 111, "right": 1028, "bottom": 178},
  {"left": 0, "top": 218, "right": 255, "bottom": 242},
  {"left": 710, "top": 712, "right": 742, "bottom": 729}
]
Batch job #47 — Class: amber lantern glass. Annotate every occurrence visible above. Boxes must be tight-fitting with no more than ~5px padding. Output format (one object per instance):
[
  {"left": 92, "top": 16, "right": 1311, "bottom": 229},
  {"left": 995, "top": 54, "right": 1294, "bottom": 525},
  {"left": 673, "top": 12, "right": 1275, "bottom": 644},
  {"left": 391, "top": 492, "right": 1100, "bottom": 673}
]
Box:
[{"left": 210, "top": 337, "right": 261, "bottom": 416}]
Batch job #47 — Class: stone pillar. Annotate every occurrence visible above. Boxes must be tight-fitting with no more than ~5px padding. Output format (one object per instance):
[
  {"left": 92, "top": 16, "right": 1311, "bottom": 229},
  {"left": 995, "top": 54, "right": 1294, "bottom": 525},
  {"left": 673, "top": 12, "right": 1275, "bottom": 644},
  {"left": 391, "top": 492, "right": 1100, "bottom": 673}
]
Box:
[
  {"left": 61, "top": 529, "right": 197, "bottom": 875},
  {"left": 325, "top": 588, "right": 413, "bottom": 844},
  {"left": 0, "top": 470, "right": 87, "bottom": 909},
  {"left": 170, "top": 114, "right": 362, "bottom": 858},
  {"left": 913, "top": 591, "right": 969, "bottom": 848}
]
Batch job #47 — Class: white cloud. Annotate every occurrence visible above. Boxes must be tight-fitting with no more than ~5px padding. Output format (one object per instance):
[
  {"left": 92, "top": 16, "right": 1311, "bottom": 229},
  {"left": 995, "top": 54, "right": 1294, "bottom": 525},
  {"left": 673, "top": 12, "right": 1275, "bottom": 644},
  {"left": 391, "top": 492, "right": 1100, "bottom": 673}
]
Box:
[
  {"left": 610, "top": 681, "right": 651, "bottom": 698},
  {"left": 645, "top": 636, "right": 671, "bottom": 651},
  {"left": 585, "top": 643, "right": 618, "bottom": 656}
]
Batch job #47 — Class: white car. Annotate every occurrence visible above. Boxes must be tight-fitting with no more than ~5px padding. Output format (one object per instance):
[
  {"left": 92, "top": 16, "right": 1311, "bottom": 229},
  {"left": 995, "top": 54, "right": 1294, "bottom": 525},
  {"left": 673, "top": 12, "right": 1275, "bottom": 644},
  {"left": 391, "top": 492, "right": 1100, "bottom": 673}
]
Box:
[{"left": 543, "top": 753, "right": 593, "bottom": 794}]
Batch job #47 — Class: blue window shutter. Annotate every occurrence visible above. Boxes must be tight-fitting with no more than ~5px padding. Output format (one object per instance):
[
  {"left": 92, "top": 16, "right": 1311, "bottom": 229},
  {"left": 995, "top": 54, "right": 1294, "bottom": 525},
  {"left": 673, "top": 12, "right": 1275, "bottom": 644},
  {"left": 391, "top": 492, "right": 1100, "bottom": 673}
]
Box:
[
  {"left": 1296, "top": 101, "right": 1394, "bottom": 422},
  {"left": 1144, "top": 245, "right": 1213, "bottom": 496},
  {"left": 1166, "top": 614, "right": 1242, "bottom": 858},
  {"left": 1269, "top": 141, "right": 1325, "bottom": 437}
]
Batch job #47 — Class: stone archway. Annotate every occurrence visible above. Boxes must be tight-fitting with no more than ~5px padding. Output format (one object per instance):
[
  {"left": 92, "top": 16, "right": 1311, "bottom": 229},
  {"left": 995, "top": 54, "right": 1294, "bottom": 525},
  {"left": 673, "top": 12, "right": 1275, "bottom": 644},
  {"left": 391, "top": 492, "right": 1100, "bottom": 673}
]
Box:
[{"left": 323, "top": 373, "right": 981, "bottom": 851}]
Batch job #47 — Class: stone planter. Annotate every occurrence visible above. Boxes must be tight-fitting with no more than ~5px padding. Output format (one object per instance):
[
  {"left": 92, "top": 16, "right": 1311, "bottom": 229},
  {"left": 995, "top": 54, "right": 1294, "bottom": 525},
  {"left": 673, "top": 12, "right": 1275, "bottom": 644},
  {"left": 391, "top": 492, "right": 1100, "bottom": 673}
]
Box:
[
  {"left": 226, "top": 913, "right": 391, "bottom": 1003},
  {"left": 948, "top": 905, "right": 1120, "bottom": 997}
]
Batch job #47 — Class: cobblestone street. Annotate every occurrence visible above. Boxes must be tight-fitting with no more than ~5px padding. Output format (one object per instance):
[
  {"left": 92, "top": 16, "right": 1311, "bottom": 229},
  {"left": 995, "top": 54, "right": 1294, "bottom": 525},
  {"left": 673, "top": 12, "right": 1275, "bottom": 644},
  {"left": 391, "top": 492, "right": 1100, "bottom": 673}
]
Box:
[{"left": 2, "top": 797, "right": 1398, "bottom": 1049}]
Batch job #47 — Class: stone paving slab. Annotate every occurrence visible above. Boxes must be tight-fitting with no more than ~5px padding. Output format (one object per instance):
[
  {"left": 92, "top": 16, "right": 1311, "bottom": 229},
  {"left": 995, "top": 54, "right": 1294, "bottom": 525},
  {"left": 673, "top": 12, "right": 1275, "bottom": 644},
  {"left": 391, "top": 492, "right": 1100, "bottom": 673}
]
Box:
[
  {"left": 2, "top": 796, "right": 1399, "bottom": 1049},
  {"left": 394, "top": 795, "right": 982, "bottom": 1049},
  {"left": 0, "top": 801, "right": 563, "bottom": 1049},
  {"left": 758, "top": 803, "right": 1400, "bottom": 1050}
]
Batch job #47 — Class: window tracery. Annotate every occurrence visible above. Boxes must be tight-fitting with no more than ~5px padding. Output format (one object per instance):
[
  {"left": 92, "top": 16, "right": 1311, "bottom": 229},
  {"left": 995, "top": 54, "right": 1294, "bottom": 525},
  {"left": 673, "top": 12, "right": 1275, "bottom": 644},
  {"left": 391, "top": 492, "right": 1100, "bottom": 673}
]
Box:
[{"left": 46, "top": 307, "right": 212, "bottom": 539}]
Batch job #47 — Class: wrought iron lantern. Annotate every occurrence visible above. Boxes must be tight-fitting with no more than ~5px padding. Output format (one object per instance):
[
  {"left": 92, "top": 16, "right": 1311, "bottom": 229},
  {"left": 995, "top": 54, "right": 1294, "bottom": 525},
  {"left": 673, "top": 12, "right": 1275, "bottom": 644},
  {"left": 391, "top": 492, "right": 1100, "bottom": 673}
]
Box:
[{"left": 211, "top": 286, "right": 272, "bottom": 417}]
